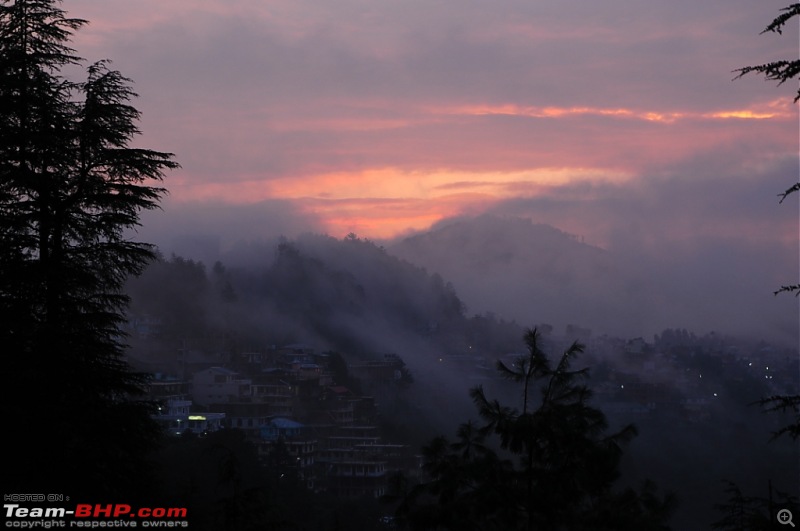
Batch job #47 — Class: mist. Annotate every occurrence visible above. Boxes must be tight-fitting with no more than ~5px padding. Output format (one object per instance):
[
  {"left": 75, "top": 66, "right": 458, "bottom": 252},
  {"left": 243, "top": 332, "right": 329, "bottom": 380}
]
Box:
[
  {"left": 122, "top": 209, "right": 798, "bottom": 529},
  {"left": 133, "top": 162, "right": 799, "bottom": 350}
]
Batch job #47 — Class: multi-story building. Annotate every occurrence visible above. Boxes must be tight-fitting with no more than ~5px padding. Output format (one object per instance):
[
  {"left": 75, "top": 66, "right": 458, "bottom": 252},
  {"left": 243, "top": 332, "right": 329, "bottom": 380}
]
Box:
[
  {"left": 191, "top": 366, "right": 252, "bottom": 407},
  {"left": 251, "top": 382, "right": 294, "bottom": 417}
]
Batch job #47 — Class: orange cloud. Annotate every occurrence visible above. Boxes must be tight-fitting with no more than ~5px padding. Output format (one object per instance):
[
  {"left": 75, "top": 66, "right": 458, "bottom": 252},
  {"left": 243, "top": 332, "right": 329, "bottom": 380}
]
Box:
[
  {"left": 305, "top": 199, "right": 454, "bottom": 239},
  {"left": 705, "top": 110, "right": 779, "bottom": 119},
  {"left": 269, "top": 168, "right": 630, "bottom": 199},
  {"left": 298, "top": 192, "right": 502, "bottom": 238},
  {"left": 165, "top": 167, "right": 633, "bottom": 238},
  {"left": 440, "top": 99, "right": 795, "bottom": 123}
]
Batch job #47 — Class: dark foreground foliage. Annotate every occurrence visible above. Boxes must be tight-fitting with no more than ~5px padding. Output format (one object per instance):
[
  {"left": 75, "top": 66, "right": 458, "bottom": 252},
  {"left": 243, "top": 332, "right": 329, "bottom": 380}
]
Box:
[
  {"left": 0, "top": 0, "right": 177, "bottom": 498},
  {"left": 386, "top": 328, "right": 677, "bottom": 531},
  {"left": 712, "top": 480, "right": 799, "bottom": 531}
]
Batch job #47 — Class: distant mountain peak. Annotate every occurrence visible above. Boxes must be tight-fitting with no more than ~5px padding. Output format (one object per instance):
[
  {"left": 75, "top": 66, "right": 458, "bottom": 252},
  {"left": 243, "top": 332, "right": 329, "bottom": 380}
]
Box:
[{"left": 387, "top": 213, "right": 634, "bottom": 337}]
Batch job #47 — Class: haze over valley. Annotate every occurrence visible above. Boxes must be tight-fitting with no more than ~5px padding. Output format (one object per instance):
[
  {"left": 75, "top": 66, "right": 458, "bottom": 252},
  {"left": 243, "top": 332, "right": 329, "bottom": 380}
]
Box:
[
  {"left": 123, "top": 217, "right": 799, "bottom": 529},
  {"left": 133, "top": 206, "right": 799, "bottom": 348}
]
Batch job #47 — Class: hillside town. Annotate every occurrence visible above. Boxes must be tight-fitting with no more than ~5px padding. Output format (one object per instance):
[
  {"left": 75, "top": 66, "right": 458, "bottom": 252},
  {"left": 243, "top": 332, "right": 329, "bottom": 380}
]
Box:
[{"left": 129, "top": 316, "right": 799, "bottom": 502}]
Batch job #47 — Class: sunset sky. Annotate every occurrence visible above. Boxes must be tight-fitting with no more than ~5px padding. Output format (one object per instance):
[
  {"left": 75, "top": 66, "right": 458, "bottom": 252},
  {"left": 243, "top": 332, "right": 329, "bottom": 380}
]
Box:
[{"left": 65, "top": 0, "right": 799, "bottom": 246}]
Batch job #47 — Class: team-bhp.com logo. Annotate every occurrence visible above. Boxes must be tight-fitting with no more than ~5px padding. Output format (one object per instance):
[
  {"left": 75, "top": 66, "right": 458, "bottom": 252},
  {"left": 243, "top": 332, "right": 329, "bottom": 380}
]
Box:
[
  {"left": 74, "top": 505, "right": 187, "bottom": 519},
  {"left": 5, "top": 503, "right": 189, "bottom": 527}
]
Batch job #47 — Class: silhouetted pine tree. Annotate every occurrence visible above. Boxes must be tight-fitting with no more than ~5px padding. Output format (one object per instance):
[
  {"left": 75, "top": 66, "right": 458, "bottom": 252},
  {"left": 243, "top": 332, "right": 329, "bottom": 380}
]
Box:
[
  {"left": 391, "top": 328, "right": 676, "bottom": 530},
  {"left": 0, "top": 0, "right": 178, "bottom": 498}
]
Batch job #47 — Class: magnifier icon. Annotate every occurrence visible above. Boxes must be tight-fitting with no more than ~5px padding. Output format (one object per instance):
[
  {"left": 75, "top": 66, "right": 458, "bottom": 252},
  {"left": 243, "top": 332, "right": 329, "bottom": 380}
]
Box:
[{"left": 778, "top": 509, "right": 795, "bottom": 527}]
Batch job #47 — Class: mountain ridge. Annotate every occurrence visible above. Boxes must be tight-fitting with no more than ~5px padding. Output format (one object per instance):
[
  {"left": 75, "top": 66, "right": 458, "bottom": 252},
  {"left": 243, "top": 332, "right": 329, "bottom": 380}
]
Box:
[
  {"left": 386, "top": 213, "right": 797, "bottom": 345},
  {"left": 388, "top": 213, "right": 646, "bottom": 338}
]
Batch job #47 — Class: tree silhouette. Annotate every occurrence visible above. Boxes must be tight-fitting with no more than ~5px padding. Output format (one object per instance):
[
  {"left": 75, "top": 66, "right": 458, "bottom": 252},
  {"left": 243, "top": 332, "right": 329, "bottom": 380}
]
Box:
[
  {"left": 0, "top": 0, "right": 178, "bottom": 498},
  {"left": 734, "top": 4, "right": 800, "bottom": 105},
  {"left": 734, "top": 3, "right": 799, "bottom": 295},
  {"left": 712, "top": 480, "right": 799, "bottom": 531},
  {"left": 391, "top": 428, "right": 518, "bottom": 531},
  {"left": 734, "top": 3, "right": 800, "bottom": 446},
  {"left": 391, "top": 328, "right": 675, "bottom": 530}
]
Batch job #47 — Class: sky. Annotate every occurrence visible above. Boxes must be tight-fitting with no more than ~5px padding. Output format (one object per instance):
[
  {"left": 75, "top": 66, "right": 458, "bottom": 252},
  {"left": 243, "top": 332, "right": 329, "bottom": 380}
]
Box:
[{"left": 62, "top": 0, "right": 799, "bottom": 247}]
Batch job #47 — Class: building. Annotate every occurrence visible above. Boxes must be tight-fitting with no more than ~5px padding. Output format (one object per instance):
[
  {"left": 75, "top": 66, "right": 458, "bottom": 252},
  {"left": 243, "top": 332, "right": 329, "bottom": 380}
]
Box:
[{"left": 191, "top": 366, "right": 252, "bottom": 407}]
